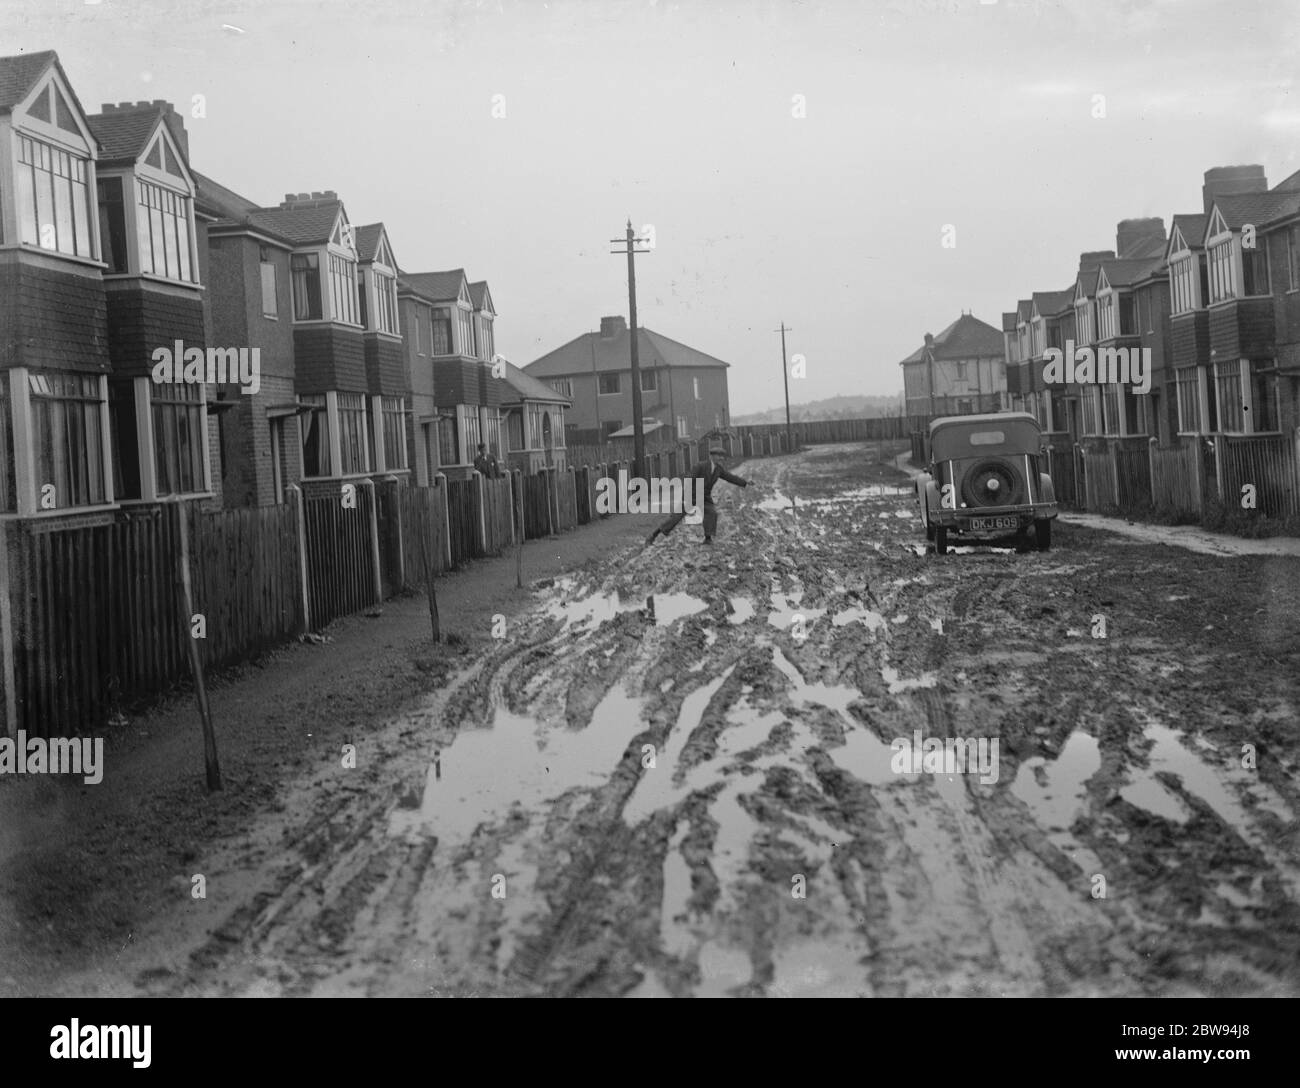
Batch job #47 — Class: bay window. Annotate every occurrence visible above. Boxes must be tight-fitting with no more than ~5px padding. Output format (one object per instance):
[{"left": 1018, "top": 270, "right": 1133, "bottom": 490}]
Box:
[
  {"left": 1170, "top": 252, "right": 1197, "bottom": 313},
  {"left": 1081, "top": 387, "right": 1100, "bottom": 436},
  {"left": 136, "top": 179, "right": 193, "bottom": 281},
  {"left": 457, "top": 309, "right": 473, "bottom": 355},
  {"left": 1208, "top": 238, "right": 1234, "bottom": 302},
  {"left": 152, "top": 380, "right": 206, "bottom": 495},
  {"left": 1101, "top": 384, "right": 1120, "bottom": 435},
  {"left": 382, "top": 397, "right": 408, "bottom": 469},
  {"left": 1241, "top": 237, "right": 1269, "bottom": 296},
  {"left": 291, "top": 253, "right": 323, "bottom": 320},
  {"left": 1175, "top": 368, "right": 1201, "bottom": 435},
  {"left": 438, "top": 409, "right": 459, "bottom": 466},
  {"left": 29, "top": 371, "right": 107, "bottom": 509},
  {"left": 300, "top": 394, "right": 330, "bottom": 476},
  {"left": 374, "top": 271, "right": 399, "bottom": 335},
  {"left": 432, "top": 310, "right": 452, "bottom": 355},
  {"left": 15, "top": 133, "right": 94, "bottom": 258},
  {"left": 97, "top": 175, "right": 129, "bottom": 273},
  {"left": 1214, "top": 359, "right": 1244, "bottom": 432},
  {"left": 338, "top": 392, "right": 368, "bottom": 473},
  {"left": 329, "top": 253, "right": 359, "bottom": 325},
  {"left": 1249, "top": 361, "right": 1279, "bottom": 432}
]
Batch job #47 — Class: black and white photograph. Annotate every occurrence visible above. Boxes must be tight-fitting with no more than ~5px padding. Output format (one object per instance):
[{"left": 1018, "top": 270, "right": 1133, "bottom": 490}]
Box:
[{"left": 0, "top": 0, "right": 1297, "bottom": 1030}]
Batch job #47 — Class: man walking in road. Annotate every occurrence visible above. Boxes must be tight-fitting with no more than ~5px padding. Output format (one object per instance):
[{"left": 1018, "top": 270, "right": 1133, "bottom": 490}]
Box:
[{"left": 646, "top": 446, "right": 751, "bottom": 546}]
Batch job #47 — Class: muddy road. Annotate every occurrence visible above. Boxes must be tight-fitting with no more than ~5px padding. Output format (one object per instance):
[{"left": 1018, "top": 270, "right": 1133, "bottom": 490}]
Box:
[{"left": 171, "top": 442, "right": 1300, "bottom": 997}]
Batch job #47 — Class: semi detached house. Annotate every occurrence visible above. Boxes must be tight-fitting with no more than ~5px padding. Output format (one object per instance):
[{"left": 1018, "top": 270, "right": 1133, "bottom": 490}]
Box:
[{"left": 0, "top": 48, "right": 551, "bottom": 521}]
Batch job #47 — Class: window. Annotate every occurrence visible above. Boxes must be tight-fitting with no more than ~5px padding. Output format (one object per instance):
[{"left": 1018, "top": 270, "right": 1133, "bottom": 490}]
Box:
[
  {"left": 15, "top": 134, "right": 94, "bottom": 258},
  {"left": 1185, "top": 366, "right": 1201, "bottom": 431},
  {"left": 414, "top": 310, "right": 425, "bottom": 355},
  {"left": 1215, "top": 359, "right": 1243, "bottom": 432},
  {"left": 29, "top": 371, "right": 106, "bottom": 509},
  {"left": 955, "top": 360, "right": 967, "bottom": 380},
  {"left": 260, "top": 250, "right": 278, "bottom": 317},
  {"left": 598, "top": 373, "right": 620, "bottom": 395},
  {"left": 300, "top": 394, "right": 330, "bottom": 476},
  {"left": 1289, "top": 225, "right": 1300, "bottom": 290},
  {"left": 677, "top": 415, "right": 689, "bottom": 439},
  {"left": 381, "top": 396, "right": 408, "bottom": 469},
  {"left": 550, "top": 379, "right": 572, "bottom": 397},
  {"left": 0, "top": 382, "right": 14, "bottom": 512},
  {"left": 1101, "top": 384, "right": 1120, "bottom": 434},
  {"left": 602, "top": 420, "right": 622, "bottom": 439},
  {"left": 432, "top": 310, "right": 452, "bottom": 355},
  {"left": 97, "top": 175, "right": 128, "bottom": 273},
  {"left": 480, "top": 319, "right": 494, "bottom": 361},
  {"left": 457, "top": 309, "right": 473, "bottom": 355},
  {"left": 1242, "top": 236, "right": 1269, "bottom": 296},
  {"left": 357, "top": 272, "right": 368, "bottom": 328},
  {"left": 1119, "top": 294, "right": 1136, "bottom": 335},
  {"left": 1208, "top": 238, "right": 1234, "bottom": 302},
  {"left": 461, "top": 406, "right": 483, "bottom": 458},
  {"left": 1047, "top": 326, "right": 1062, "bottom": 352},
  {"left": 338, "top": 392, "right": 368, "bottom": 473},
  {"left": 291, "top": 253, "right": 323, "bottom": 320},
  {"left": 1082, "top": 387, "right": 1100, "bottom": 436},
  {"left": 640, "top": 369, "right": 658, "bottom": 392},
  {"left": 152, "top": 381, "right": 206, "bottom": 495},
  {"left": 1098, "top": 293, "right": 1115, "bottom": 340},
  {"left": 135, "top": 179, "right": 193, "bottom": 281},
  {"left": 1170, "top": 253, "right": 1197, "bottom": 314},
  {"left": 440, "top": 410, "right": 462, "bottom": 468},
  {"left": 374, "top": 271, "right": 399, "bottom": 335},
  {"left": 693, "top": 377, "right": 701, "bottom": 400},
  {"left": 1122, "top": 386, "right": 1145, "bottom": 436},
  {"left": 329, "top": 253, "right": 359, "bottom": 325},
  {"left": 1075, "top": 301, "right": 1094, "bottom": 343},
  {"left": 1249, "top": 361, "right": 1279, "bottom": 432}
]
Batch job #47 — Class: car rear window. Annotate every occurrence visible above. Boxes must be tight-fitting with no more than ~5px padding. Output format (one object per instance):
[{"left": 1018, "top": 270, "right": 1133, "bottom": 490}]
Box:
[{"left": 968, "top": 431, "right": 1005, "bottom": 446}]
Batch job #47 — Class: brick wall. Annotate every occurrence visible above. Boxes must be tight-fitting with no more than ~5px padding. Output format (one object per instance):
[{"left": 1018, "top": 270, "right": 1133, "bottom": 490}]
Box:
[
  {"left": 0, "top": 253, "right": 110, "bottom": 372},
  {"left": 293, "top": 325, "right": 366, "bottom": 393},
  {"left": 1170, "top": 310, "right": 1210, "bottom": 368},
  {"left": 1209, "top": 298, "right": 1275, "bottom": 361},
  {"left": 363, "top": 335, "right": 409, "bottom": 396},
  {"left": 104, "top": 281, "right": 205, "bottom": 378}
]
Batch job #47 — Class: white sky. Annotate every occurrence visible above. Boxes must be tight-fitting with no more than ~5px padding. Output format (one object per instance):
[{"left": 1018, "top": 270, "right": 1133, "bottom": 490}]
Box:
[{"left": 4, "top": 0, "right": 1298, "bottom": 413}]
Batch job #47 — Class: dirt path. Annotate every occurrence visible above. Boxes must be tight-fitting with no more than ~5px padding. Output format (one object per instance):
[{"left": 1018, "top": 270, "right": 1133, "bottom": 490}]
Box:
[{"left": 8, "top": 442, "right": 1299, "bottom": 997}]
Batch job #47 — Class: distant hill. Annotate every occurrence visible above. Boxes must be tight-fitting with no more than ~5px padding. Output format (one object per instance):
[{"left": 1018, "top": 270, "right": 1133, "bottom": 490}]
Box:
[{"left": 732, "top": 393, "right": 904, "bottom": 425}]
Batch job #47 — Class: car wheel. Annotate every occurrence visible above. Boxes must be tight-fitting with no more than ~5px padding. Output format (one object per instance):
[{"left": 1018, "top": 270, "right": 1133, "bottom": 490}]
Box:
[
  {"left": 1035, "top": 519, "right": 1052, "bottom": 552},
  {"left": 934, "top": 527, "right": 948, "bottom": 555}
]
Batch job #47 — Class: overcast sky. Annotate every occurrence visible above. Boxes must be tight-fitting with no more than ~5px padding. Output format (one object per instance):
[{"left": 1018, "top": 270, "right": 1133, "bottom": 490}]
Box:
[{"left": 5, "top": 0, "right": 1298, "bottom": 414}]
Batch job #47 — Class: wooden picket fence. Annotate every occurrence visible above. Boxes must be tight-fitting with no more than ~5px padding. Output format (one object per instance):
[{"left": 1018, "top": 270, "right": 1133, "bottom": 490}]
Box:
[
  {"left": 482, "top": 476, "right": 515, "bottom": 554},
  {"left": 302, "top": 487, "right": 377, "bottom": 628},
  {"left": 1150, "top": 444, "right": 1203, "bottom": 516},
  {"left": 444, "top": 478, "right": 478, "bottom": 566},
  {"left": 1218, "top": 434, "right": 1300, "bottom": 518}
]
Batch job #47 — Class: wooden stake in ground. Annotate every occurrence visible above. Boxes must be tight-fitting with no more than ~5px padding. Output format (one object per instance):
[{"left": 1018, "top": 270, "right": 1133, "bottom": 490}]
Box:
[
  {"left": 174, "top": 500, "right": 222, "bottom": 792},
  {"left": 421, "top": 498, "right": 441, "bottom": 642},
  {"left": 515, "top": 483, "right": 525, "bottom": 589}
]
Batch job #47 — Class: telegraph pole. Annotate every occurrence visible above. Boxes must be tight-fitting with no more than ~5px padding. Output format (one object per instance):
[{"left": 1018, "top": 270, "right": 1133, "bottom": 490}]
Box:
[
  {"left": 611, "top": 220, "right": 651, "bottom": 479},
  {"left": 775, "top": 322, "right": 793, "bottom": 454}
]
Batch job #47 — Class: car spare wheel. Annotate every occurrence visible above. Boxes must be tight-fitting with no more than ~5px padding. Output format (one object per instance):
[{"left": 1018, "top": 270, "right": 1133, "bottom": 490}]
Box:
[{"left": 961, "top": 458, "right": 1026, "bottom": 508}]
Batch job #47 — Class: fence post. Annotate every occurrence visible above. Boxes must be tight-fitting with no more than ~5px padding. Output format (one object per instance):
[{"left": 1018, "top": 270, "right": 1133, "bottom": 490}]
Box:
[
  {"left": 287, "top": 484, "right": 311, "bottom": 634},
  {"left": 433, "top": 473, "right": 451, "bottom": 569},
  {"left": 473, "top": 470, "right": 487, "bottom": 556},
  {"left": 384, "top": 475, "right": 403, "bottom": 591},
  {"left": 546, "top": 468, "right": 557, "bottom": 536},
  {"left": 362, "top": 478, "right": 382, "bottom": 605},
  {"left": 0, "top": 521, "right": 15, "bottom": 738}
]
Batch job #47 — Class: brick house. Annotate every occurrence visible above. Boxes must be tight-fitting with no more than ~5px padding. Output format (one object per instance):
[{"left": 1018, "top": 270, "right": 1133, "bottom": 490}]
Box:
[
  {"left": 523, "top": 315, "right": 732, "bottom": 442},
  {"left": 496, "top": 360, "right": 570, "bottom": 474},
  {"left": 398, "top": 269, "right": 501, "bottom": 481},
  {"left": 898, "top": 312, "right": 1007, "bottom": 418},
  {"left": 1, "top": 51, "right": 222, "bottom": 520}
]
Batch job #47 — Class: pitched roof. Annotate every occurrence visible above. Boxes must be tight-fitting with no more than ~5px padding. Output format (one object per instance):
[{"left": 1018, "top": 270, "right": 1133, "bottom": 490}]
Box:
[
  {"left": 87, "top": 108, "right": 163, "bottom": 163},
  {"left": 245, "top": 200, "right": 344, "bottom": 246},
  {"left": 468, "top": 281, "right": 491, "bottom": 310},
  {"left": 354, "top": 223, "right": 388, "bottom": 263},
  {"left": 402, "top": 270, "right": 468, "bottom": 303},
  {"left": 192, "top": 171, "right": 295, "bottom": 244},
  {"left": 1273, "top": 168, "right": 1300, "bottom": 193},
  {"left": 1001, "top": 311, "right": 1018, "bottom": 332},
  {"left": 1031, "top": 288, "right": 1075, "bottom": 317},
  {"left": 897, "top": 313, "right": 1006, "bottom": 365},
  {"left": 1213, "top": 190, "right": 1300, "bottom": 232},
  {"left": 1016, "top": 299, "right": 1033, "bottom": 323},
  {"left": 0, "top": 49, "right": 57, "bottom": 112},
  {"left": 524, "top": 326, "right": 732, "bottom": 377},
  {"left": 1098, "top": 257, "right": 1164, "bottom": 288},
  {"left": 498, "top": 361, "right": 571, "bottom": 405},
  {"left": 1171, "top": 213, "right": 1207, "bottom": 249}
]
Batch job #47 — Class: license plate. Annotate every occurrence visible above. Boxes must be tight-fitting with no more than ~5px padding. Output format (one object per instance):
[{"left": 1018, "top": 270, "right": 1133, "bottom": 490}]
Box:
[{"left": 968, "top": 516, "right": 1018, "bottom": 531}]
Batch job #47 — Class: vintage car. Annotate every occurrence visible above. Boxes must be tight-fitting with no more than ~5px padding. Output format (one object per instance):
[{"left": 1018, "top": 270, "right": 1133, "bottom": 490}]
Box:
[{"left": 916, "top": 412, "right": 1058, "bottom": 554}]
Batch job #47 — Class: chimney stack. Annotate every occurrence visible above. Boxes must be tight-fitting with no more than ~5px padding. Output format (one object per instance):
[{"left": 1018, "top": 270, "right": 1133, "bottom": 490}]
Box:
[
  {"left": 599, "top": 315, "right": 627, "bottom": 338},
  {"left": 1202, "top": 165, "right": 1268, "bottom": 216},
  {"left": 96, "top": 98, "right": 189, "bottom": 161},
  {"left": 1115, "top": 218, "right": 1166, "bottom": 258}
]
